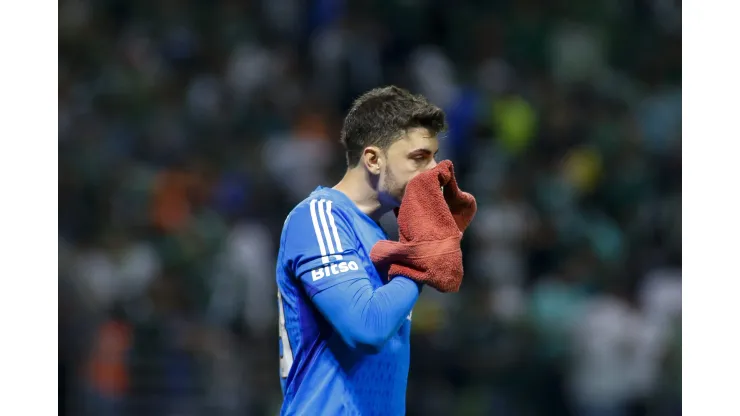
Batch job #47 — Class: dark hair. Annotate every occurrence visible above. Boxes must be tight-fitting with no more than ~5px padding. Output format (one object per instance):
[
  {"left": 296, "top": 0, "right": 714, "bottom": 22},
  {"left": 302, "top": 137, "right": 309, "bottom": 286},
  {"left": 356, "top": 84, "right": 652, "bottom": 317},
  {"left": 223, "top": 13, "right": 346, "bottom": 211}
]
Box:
[{"left": 340, "top": 86, "right": 447, "bottom": 167}]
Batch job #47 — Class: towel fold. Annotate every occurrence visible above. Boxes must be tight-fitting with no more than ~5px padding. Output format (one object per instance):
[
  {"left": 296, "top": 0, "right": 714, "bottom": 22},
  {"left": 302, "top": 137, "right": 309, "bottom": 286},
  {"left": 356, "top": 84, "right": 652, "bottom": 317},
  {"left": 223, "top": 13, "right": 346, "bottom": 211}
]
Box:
[{"left": 370, "top": 160, "right": 477, "bottom": 292}]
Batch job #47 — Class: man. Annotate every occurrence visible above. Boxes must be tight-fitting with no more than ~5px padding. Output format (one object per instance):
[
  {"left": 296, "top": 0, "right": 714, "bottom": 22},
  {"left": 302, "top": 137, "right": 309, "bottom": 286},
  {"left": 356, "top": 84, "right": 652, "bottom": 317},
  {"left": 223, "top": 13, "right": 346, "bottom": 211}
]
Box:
[{"left": 276, "top": 86, "right": 447, "bottom": 415}]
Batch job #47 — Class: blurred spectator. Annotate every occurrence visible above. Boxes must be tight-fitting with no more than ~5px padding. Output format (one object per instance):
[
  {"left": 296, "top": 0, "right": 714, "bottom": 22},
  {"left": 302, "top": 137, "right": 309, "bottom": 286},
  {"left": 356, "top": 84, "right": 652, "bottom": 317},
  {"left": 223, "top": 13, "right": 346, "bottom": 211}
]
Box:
[{"left": 59, "top": 0, "right": 681, "bottom": 414}]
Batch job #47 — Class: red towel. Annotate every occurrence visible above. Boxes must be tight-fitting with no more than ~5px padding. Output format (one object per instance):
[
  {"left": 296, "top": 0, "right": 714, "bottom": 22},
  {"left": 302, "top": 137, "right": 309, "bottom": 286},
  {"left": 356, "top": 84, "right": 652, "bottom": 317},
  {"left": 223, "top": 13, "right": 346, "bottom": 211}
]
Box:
[{"left": 370, "top": 160, "right": 477, "bottom": 292}]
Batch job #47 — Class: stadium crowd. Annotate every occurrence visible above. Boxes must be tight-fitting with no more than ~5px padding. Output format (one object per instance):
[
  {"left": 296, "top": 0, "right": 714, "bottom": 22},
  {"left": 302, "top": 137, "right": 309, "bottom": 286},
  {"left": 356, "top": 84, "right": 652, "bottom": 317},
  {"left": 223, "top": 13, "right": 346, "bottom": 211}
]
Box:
[{"left": 59, "top": 0, "right": 681, "bottom": 415}]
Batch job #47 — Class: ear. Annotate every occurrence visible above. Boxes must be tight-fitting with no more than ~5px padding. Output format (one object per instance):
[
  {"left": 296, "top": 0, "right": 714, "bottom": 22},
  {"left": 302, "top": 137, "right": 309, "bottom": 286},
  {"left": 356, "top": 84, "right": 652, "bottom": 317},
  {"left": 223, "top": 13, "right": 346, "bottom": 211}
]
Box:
[{"left": 361, "top": 146, "right": 383, "bottom": 175}]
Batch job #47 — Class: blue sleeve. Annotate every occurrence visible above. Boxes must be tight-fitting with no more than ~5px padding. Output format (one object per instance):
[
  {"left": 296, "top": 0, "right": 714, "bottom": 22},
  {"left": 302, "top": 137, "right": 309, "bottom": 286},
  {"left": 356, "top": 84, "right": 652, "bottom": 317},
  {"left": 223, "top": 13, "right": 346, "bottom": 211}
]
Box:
[
  {"left": 285, "top": 198, "right": 372, "bottom": 298},
  {"left": 284, "top": 198, "right": 421, "bottom": 351},
  {"left": 313, "top": 276, "right": 421, "bottom": 352}
]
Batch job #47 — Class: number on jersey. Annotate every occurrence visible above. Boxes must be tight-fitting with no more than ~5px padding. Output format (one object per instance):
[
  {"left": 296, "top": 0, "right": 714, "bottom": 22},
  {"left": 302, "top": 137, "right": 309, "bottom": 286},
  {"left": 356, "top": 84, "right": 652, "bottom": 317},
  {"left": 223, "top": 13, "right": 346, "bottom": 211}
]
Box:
[{"left": 278, "top": 290, "right": 294, "bottom": 378}]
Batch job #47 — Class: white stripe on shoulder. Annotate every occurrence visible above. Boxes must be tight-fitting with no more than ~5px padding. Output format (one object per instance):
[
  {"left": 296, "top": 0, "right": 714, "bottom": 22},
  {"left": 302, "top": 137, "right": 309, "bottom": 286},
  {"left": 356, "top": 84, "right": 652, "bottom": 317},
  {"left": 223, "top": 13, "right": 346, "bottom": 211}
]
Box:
[
  {"left": 317, "top": 199, "right": 342, "bottom": 260},
  {"left": 309, "top": 199, "right": 329, "bottom": 264},
  {"left": 325, "top": 200, "right": 344, "bottom": 253}
]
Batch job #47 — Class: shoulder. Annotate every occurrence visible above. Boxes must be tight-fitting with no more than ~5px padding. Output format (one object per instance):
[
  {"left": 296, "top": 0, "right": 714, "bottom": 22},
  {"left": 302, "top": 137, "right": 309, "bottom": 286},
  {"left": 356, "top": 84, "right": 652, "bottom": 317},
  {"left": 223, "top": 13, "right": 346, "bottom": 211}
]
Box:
[
  {"left": 281, "top": 189, "right": 359, "bottom": 250},
  {"left": 284, "top": 190, "right": 354, "bottom": 233}
]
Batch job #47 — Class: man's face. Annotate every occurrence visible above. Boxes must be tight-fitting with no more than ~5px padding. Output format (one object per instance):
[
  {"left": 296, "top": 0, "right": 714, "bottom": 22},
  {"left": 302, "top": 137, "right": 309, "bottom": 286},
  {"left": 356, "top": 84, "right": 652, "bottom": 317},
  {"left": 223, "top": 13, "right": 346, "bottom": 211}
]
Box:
[{"left": 377, "top": 127, "right": 439, "bottom": 207}]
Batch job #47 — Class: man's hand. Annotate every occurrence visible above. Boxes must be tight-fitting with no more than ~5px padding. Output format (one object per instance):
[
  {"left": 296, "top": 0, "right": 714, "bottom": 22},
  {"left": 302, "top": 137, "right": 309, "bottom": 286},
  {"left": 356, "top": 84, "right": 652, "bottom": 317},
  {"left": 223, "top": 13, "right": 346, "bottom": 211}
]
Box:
[{"left": 371, "top": 160, "right": 477, "bottom": 292}]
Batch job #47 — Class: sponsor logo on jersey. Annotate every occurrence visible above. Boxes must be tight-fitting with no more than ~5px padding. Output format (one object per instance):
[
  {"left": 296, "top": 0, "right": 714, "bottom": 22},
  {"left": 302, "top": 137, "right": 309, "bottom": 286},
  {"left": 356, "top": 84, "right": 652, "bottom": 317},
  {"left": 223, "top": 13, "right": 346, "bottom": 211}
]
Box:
[{"left": 311, "top": 260, "right": 360, "bottom": 281}]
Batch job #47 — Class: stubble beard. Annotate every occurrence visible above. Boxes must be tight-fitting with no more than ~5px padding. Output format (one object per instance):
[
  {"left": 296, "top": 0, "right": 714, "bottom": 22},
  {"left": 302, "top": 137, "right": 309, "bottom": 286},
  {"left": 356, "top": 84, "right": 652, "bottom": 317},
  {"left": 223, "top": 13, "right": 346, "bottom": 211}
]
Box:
[{"left": 382, "top": 166, "right": 407, "bottom": 206}]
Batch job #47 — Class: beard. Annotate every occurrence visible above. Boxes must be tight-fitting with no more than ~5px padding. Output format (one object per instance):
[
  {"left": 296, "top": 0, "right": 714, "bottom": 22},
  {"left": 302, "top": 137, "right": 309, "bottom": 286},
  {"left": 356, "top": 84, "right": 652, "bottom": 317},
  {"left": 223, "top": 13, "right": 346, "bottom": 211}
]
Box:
[{"left": 381, "top": 166, "right": 407, "bottom": 206}]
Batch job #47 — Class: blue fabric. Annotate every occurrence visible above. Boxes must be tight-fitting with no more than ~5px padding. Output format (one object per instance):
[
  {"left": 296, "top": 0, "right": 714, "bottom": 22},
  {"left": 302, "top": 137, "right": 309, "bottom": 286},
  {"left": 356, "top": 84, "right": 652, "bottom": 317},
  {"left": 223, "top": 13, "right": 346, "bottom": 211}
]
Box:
[{"left": 276, "top": 186, "right": 421, "bottom": 415}]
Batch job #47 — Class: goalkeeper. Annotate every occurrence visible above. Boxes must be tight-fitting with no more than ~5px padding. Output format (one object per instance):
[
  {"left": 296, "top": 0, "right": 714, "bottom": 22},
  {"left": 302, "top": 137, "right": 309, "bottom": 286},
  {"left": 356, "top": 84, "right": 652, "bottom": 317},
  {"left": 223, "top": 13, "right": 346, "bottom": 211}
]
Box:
[{"left": 275, "top": 86, "right": 475, "bottom": 415}]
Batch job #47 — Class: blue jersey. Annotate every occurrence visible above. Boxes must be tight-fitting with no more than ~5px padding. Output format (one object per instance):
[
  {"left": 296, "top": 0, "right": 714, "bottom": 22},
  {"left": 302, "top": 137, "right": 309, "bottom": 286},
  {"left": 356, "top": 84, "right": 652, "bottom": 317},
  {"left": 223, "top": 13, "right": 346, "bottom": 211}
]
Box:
[{"left": 276, "top": 186, "right": 421, "bottom": 415}]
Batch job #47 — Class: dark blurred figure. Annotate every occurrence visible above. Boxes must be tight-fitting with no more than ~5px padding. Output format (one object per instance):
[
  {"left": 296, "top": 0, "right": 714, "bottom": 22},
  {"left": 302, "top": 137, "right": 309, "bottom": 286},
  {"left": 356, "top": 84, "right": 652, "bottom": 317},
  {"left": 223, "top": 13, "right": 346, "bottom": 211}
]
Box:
[
  {"left": 59, "top": 0, "right": 681, "bottom": 413},
  {"left": 125, "top": 272, "right": 200, "bottom": 416}
]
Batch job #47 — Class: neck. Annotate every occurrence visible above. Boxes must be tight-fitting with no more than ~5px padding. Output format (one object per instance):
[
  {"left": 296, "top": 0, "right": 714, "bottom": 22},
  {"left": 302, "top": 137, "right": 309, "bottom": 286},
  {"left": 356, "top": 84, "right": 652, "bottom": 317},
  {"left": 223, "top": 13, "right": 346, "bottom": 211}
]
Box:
[{"left": 332, "top": 167, "right": 390, "bottom": 221}]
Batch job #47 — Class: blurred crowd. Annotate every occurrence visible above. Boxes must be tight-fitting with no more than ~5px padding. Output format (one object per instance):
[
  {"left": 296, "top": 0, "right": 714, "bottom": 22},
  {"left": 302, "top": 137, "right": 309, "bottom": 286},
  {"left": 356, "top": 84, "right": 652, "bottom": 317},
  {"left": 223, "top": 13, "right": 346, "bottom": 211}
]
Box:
[{"left": 58, "top": 0, "right": 681, "bottom": 415}]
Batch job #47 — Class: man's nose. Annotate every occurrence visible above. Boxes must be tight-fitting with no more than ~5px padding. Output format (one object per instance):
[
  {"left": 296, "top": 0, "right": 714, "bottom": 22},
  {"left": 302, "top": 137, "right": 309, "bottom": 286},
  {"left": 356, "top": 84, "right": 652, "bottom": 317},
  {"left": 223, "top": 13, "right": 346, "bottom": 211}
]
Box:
[{"left": 426, "top": 159, "right": 438, "bottom": 171}]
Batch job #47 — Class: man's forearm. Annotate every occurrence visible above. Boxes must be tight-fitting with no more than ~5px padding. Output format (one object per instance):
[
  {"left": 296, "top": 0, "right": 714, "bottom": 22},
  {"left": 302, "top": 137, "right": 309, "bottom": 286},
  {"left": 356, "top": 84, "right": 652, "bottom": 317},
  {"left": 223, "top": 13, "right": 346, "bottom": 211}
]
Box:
[{"left": 313, "top": 276, "right": 421, "bottom": 352}]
